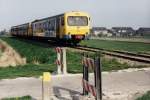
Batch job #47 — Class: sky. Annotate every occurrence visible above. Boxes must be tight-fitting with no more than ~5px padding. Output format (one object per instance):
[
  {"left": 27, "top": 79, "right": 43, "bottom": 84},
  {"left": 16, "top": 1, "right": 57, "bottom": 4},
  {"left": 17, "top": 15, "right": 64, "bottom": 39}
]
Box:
[{"left": 0, "top": 0, "right": 150, "bottom": 30}]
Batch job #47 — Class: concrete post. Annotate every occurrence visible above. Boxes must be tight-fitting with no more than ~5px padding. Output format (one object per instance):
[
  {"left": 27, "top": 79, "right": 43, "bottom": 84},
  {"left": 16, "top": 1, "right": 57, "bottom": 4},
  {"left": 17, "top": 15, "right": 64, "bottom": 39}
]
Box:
[
  {"left": 62, "top": 47, "right": 67, "bottom": 74},
  {"left": 42, "top": 72, "right": 52, "bottom": 100},
  {"left": 57, "top": 52, "right": 61, "bottom": 74}
]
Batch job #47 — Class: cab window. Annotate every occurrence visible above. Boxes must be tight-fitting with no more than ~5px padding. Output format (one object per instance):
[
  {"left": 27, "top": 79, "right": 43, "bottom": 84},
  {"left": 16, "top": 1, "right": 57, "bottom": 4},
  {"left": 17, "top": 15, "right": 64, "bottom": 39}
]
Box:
[{"left": 67, "top": 16, "right": 88, "bottom": 26}]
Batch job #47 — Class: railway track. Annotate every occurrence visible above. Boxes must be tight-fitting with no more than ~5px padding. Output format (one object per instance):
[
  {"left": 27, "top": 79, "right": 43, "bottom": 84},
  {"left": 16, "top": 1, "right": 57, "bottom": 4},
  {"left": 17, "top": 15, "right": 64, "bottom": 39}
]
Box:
[
  {"left": 9, "top": 37, "right": 150, "bottom": 64},
  {"left": 72, "top": 45, "right": 150, "bottom": 64}
]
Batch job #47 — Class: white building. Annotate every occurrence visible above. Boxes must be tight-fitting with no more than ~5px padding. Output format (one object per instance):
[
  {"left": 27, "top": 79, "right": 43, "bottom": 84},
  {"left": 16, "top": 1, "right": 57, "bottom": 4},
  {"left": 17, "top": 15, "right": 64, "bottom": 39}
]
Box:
[{"left": 91, "top": 27, "right": 112, "bottom": 37}]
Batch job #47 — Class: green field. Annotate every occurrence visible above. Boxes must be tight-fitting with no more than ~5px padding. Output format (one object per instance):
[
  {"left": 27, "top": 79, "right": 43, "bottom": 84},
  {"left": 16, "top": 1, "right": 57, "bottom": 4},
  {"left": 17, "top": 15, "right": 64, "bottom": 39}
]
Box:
[
  {"left": 137, "top": 91, "right": 150, "bottom": 100},
  {"left": 0, "top": 37, "right": 147, "bottom": 79},
  {"left": 80, "top": 39, "right": 150, "bottom": 54}
]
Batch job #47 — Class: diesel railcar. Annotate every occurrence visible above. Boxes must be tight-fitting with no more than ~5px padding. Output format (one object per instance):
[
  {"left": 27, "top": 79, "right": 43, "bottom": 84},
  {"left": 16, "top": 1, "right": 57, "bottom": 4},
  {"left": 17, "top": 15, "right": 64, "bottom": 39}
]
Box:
[{"left": 11, "top": 11, "right": 90, "bottom": 44}]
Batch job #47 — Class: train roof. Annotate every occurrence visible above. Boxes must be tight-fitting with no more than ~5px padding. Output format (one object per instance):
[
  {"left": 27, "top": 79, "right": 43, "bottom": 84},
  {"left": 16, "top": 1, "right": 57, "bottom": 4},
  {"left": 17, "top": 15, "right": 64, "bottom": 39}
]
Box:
[
  {"left": 32, "top": 13, "right": 64, "bottom": 23},
  {"left": 11, "top": 23, "right": 29, "bottom": 29},
  {"left": 32, "top": 11, "right": 89, "bottom": 23},
  {"left": 11, "top": 11, "right": 89, "bottom": 28}
]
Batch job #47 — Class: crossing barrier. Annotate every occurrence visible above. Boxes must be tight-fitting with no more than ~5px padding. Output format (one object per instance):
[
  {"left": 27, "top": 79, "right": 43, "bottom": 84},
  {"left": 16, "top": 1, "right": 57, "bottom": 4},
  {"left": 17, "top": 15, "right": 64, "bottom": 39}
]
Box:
[{"left": 82, "top": 53, "right": 102, "bottom": 100}]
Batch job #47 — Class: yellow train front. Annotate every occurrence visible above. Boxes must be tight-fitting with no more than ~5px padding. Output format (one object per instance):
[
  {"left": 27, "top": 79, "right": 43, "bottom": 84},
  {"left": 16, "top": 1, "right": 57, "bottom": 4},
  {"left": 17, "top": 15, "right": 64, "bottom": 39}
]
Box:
[
  {"left": 62, "top": 11, "right": 90, "bottom": 43},
  {"left": 11, "top": 11, "right": 90, "bottom": 44}
]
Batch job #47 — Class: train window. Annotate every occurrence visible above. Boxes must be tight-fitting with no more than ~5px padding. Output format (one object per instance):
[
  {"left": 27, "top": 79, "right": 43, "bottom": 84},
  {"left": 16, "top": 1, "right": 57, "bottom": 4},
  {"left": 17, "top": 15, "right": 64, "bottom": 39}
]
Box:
[
  {"left": 42, "top": 23, "right": 45, "bottom": 28},
  {"left": 61, "top": 17, "right": 64, "bottom": 26},
  {"left": 67, "top": 16, "right": 88, "bottom": 26},
  {"left": 41, "top": 23, "right": 43, "bottom": 28},
  {"left": 43, "top": 23, "right": 44, "bottom": 28},
  {"left": 47, "top": 22, "right": 49, "bottom": 28},
  {"left": 41, "top": 23, "right": 42, "bottom": 28}
]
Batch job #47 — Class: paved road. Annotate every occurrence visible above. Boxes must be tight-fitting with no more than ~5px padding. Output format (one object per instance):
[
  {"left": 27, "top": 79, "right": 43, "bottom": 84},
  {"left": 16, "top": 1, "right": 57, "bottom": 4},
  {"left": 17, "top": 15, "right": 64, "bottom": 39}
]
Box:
[{"left": 0, "top": 68, "right": 150, "bottom": 100}]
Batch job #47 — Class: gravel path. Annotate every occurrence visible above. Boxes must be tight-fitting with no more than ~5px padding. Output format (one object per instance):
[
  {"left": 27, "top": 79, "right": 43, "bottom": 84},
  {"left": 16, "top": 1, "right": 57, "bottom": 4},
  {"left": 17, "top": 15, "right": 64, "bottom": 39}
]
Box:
[{"left": 0, "top": 68, "right": 150, "bottom": 100}]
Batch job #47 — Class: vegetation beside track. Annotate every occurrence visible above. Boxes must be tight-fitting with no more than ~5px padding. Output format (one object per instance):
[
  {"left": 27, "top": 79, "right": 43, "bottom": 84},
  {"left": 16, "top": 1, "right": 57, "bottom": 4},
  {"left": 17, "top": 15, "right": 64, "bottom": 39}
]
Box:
[
  {"left": 2, "top": 95, "right": 32, "bottom": 100},
  {"left": 80, "top": 39, "right": 150, "bottom": 54},
  {"left": 136, "top": 91, "right": 150, "bottom": 100},
  {"left": 0, "top": 37, "right": 147, "bottom": 79},
  {"left": 0, "top": 37, "right": 56, "bottom": 64}
]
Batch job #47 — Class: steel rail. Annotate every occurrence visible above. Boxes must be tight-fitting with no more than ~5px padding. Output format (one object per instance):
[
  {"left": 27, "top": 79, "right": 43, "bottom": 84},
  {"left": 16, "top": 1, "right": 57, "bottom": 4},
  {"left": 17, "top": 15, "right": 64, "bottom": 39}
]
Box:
[{"left": 72, "top": 46, "right": 150, "bottom": 64}]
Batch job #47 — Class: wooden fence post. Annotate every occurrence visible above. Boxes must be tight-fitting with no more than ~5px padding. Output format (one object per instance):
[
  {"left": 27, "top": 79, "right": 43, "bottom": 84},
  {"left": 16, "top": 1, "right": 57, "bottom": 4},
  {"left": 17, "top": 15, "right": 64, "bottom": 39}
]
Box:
[{"left": 95, "top": 55, "right": 102, "bottom": 100}]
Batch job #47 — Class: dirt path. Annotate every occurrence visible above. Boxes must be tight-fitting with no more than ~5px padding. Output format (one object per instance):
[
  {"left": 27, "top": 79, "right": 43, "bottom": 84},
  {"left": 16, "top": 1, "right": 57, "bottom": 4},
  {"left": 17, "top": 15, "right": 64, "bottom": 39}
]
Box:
[
  {"left": 0, "top": 68, "right": 150, "bottom": 100},
  {"left": 0, "top": 39, "right": 26, "bottom": 67}
]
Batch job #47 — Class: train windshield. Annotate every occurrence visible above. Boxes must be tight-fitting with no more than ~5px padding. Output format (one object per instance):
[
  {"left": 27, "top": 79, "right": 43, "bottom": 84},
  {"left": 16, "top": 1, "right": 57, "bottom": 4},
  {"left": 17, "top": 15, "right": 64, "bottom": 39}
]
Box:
[{"left": 67, "top": 16, "right": 88, "bottom": 26}]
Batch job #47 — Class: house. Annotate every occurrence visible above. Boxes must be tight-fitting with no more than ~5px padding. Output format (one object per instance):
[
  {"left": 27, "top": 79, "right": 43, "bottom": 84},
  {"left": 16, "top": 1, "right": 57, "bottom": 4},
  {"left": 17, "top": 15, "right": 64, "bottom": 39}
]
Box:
[
  {"left": 112, "top": 27, "right": 135, "bottom": 37},
  {"left": 136, "top": 27, "right": 150, "bottom": 36},
  {"left": 91, "top": 27, "right": 112, "bottom": 37}
]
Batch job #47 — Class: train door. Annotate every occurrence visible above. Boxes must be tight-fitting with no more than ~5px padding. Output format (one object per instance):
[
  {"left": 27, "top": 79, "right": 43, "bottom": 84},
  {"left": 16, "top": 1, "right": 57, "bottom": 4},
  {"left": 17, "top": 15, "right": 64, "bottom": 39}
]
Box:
[
  {"left": 60, "top": 16, "right": 64, "bottom": 38},
  {"left": 56, "top": 17, "right": 60, "bottom": 38}
]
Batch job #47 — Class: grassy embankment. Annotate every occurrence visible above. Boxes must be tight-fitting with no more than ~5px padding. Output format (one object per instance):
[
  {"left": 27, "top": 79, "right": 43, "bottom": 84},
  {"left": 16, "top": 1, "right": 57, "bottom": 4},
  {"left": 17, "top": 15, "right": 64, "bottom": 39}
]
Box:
[
  {"left": 80, "top": 39, "right": 150, "bottom": 54},
  {"left": 0, "top": 37, "right": 146, "bottom": 79}
]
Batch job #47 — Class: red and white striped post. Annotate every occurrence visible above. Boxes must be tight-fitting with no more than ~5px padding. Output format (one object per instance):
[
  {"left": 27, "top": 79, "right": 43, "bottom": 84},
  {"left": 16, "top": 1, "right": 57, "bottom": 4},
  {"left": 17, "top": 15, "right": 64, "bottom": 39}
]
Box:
[
  {"left": 83, "top": 54, "right": 89, "bottom": 95},
  {"left": 55, "top": 47, "right": 67, "bottom": 74},
  {"left": 82, "top": 53, "right": 102, "bottom": 100},
  {"left": 55, "top": 47, "right": 62, "bottom": 74}
]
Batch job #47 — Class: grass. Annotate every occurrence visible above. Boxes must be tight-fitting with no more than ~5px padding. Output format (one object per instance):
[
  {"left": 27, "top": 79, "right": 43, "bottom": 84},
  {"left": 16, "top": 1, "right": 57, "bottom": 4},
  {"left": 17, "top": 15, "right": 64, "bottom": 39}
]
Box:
[
  {"left": 2, "top": 95, "right": 32, "bottom": 100},
  {"left": 0, "top": 57, "right": 136, "bottom": 79},
  {"left": 67, "top": 51, "right": 135, "bottom": 73},
  {"left": 80, "top": 39, "right": 150, "bottom": 54},
  {"left": 0, "top": 64, "right": 55, "bottom": 79},
  {"left": 0, "top": 37, "right": 56, "bottom": 64},
  {"left": 0, "top": 37, "right": 147, "bottom": 79},
  {"left": 137, "top": 91, "right": 150, "bottom": 100}
]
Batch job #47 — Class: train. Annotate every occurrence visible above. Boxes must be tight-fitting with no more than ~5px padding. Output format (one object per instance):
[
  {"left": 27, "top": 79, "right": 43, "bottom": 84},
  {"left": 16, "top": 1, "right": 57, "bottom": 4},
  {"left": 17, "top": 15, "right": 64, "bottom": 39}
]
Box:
[{"left": 11, "top": 11, "right": 90, "bottom": 44}]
